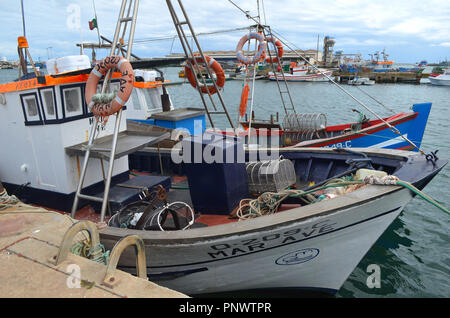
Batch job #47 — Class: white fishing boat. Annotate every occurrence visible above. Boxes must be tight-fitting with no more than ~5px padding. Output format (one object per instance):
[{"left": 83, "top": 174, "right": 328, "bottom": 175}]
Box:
[
  {"left": 428, "top": 68, "right": 450, "bottom": 86},
  {"left": 348, "top": 77, "right": 375, "bottom": 85},
  {"left": 268, "top": 63, "right": 333, "bottom": 82},
  {"left": 101, "top": 142, "right": 447, "bottom": 297},
  {"left": 2, "top": 0, "right": 448, "bottom": 300},
  {"left": 0, "top": 35, "right": 175, "bottom": 211}
]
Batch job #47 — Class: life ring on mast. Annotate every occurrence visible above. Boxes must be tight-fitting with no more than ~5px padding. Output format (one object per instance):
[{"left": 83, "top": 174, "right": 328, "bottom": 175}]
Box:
[
  {"left": 265, "top": 36, "right": 283, "bottom": 63},
  {"left": 85, "top": 55, "right": 134, "bottom": 120},
  {"left": 184, "top": 54, "right": 225, "bottom": 94},
  {"left": 236, "top": 32, "right": 267, "bottom": 65}
]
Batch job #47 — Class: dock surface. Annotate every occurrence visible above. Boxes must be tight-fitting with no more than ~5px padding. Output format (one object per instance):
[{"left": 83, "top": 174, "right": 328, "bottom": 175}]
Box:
[{"left": 0, "top": 200, "right": 187, "bottom": 298}]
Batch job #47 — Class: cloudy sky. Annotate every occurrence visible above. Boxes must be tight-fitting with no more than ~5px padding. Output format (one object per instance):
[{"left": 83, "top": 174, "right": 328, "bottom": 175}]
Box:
[{"left": 1, "top": 0, "right": 449, "bottom": 63}]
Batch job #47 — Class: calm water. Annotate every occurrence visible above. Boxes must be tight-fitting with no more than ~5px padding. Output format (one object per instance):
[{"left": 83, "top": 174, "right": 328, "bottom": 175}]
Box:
[{"left": 1, "top": 67, "right": 449, "bottom": 297}]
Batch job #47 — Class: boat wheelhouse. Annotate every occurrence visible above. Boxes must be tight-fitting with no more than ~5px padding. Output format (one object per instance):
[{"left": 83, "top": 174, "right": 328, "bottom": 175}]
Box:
[{"left": 0, "top": 45, "right": 174, "bottom": 211}]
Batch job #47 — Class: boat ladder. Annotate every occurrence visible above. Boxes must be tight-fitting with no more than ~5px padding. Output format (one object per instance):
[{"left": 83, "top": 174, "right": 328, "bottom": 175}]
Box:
[
  {"left": 166, "top": 0, "right": 235, "bottom": 130},
  {"left": 71, "top": 0, "right": 140, "bottom": 223},
  {"left": 262, "top": 26, "right": 297, "bottom": 116}
]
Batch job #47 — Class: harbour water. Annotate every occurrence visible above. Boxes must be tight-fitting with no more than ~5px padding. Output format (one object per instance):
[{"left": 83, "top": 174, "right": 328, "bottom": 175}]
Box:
[{"left": 1, "top": 67, "right": 449, "bottom": 297}]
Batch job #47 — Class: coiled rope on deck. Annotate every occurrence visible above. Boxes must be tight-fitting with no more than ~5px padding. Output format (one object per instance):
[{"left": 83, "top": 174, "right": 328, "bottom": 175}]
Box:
[
  {"left": 71, "top": 240, "right": 110, "bottom": 265},
  {"left": 236, "top": 175, "right": 449, "bottom": 220}
]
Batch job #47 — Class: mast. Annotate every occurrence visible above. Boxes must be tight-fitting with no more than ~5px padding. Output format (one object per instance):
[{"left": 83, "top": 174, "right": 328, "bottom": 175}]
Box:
[
  {"left": 20, "top": 0, "right": 27, "bottom": 68},
  {"left": 20, "top": 0, "right": 26, "bottom": 37}
]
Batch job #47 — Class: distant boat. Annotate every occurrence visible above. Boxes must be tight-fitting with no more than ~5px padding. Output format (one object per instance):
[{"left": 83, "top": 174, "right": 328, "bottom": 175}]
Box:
[
  {"left": 417, "top": 60, "right": 428, "bottom": 67},
  {"left": 347, "top": 77, "right": 375, "bottom": 85},
  {"left": 428, "top": 68, "right": 450, "bottom": 86},
  {"left": 268, "top": 63, "right": 332, "bottom": 82}
]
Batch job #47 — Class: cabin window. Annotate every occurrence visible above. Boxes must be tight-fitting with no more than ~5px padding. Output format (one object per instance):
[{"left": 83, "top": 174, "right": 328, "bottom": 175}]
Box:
[
  {"left": 38, "top": 87, "right": 58, "bottom": 122},
  {"left": 143, "top": 88, "right": 161, "bottom": 110},
  {"left": 43, "top": 90, "right": 55, "bottom": 115},
  {"left": 131, "top": 89, "right": 141, "bottom": 110},
  {"left": 61, "top": 85, "right": 84, "bottom": 118},
  {"left": 64, "top": 88, "right": 81, "bottom": 113},
  {"left": 20, "top": 92, "right": 43, "bottom": 125},
  {"left": 25, "top": 97, "right": 38, "bottom": 116}
]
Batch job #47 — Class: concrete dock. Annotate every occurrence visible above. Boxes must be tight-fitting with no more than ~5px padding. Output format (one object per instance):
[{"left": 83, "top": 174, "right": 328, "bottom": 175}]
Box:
[
  {"left": 0, "top": 197, "right": 187, "bottom": 298},
  {"left": 337, "top": 71, "right": 426, "bottom": 84}
]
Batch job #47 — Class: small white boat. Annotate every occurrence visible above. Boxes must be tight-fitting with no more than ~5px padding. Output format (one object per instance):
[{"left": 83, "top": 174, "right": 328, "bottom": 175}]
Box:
[
  {"left": 428, "top": 68, "right": 450, "bottom": 86},
  {"left": 348, "top": 77, "right": 375, "bottom": 85},
  {"left": 268, "top": 63, "right": 333, "bottom": 82}
]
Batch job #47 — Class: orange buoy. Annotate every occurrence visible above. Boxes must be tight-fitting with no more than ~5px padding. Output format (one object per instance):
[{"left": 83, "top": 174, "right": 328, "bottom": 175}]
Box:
[
  {"left": 239, "top": 83, "right": 250, "bottom": 118},
  {"left": 85, "top": 55, "right": 134, "bottom": 122},
  {"left": 184, "top": 54, "right": 225, "bottom": 94}
]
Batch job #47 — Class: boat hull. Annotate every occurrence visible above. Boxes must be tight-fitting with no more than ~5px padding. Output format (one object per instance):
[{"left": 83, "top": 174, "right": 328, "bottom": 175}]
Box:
[
  {"left": 290, "top": 103, "right": 432, "bottom": 151},
  {"left": 101, "top": 149, "right": 447, "bottom": 296},
  {"left": 268, "top": 70, "right": 332, "bottom": 82},
  {"left": 428, "top": 77, "right": 450, "bottom": 86},
  {"left": 100, "top": 187, "right": 411, "bottom": 296}
]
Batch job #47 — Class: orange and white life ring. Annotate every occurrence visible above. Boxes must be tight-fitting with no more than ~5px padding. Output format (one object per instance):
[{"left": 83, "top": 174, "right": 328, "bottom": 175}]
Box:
[
  {"left": 236, "top": 32, "right": 267, "bottom": 65},
  {"left": 265, "top": 36, "right": 283, "bottom": 63},
  {"left": 85, "top": 55, "right": 134, "bottom": 120},
  {"left": 184, "top": 54, "right": 225, "bottom": 94}
]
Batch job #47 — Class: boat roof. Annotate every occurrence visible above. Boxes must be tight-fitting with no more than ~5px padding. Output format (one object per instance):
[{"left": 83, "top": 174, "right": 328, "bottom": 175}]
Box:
[{"left": 0, "top": 72, "right": 168, "bottom": 94}]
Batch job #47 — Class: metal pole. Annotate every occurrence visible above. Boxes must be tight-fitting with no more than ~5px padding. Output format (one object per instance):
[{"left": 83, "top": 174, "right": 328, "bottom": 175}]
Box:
[
  {"left": 20, "top": 0, "right": 26, "bottom": 37},
  {"left": 99, "top": 110, "right": 123, "bottom": 222},
  {"left": 71, "top": 120, "right": 99, "bottom": 218}
]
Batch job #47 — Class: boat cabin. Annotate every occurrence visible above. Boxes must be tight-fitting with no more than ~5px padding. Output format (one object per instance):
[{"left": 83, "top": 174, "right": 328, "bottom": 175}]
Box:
[{"left": 0, "top": 53, "right": 174, "bottom": 210}]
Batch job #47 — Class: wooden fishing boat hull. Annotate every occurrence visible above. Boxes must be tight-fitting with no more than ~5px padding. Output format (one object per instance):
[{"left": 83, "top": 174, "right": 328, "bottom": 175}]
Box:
[
  {"left": 219, "top": 103, "right": 432, "bottom": 151},
  {"left": 294, "top": 103, "right": 431, "bottom": 150},
  {"left": 100, "top": 148, "right": 447, "bottom": 296}
]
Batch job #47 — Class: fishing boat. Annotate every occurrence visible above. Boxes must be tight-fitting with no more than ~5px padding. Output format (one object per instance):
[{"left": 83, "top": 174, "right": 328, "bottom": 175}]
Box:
[
  {"left": 236, "top": 102, "right": 431, "bottom": 150},
  {"left": 101, "top": 139, "right": 447, "bottom": 297},
  {"left": 98, "top": 3, "right": 448, "bottom": 296},
  {"left": 0, "top": 35, "right": 176, "bottom": 211},
  {"left": 268, "top": 62, "right": 333, "bottom": 82},
  {"left": 428, "top": 68, "right": 450, "bottom": 86},
  {"left": 347, "top": 77, "right": 375, "bottom": 85},
  {"left": 1, "top": 0, "right": 448, "bottom": 299}
]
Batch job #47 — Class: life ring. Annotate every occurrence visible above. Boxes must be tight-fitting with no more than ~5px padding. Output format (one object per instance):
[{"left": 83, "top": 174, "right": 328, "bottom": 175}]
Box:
[
  {"left": 184, "top": 54, "right": 225, "bottom": 94},
  {"left": 265, "top": 36, "right": 283, "bottom": 63},
  {"left": 85, "top": 55, "right": 134, "bottom": 120},
  {"left": 236, "top": 32, "right": 267, "bottom": 65}
]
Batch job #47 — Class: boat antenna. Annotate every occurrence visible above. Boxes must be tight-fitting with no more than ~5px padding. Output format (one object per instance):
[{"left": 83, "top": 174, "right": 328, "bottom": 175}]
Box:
[
  {"left": 20, "top": 0, "right": 26, "bottom": 37},
  {"left": 227, "top": 0, "right": 425, "bottom": 155},
  {"left": 20, "top": 0, "right": 27, "bottom": 67}
]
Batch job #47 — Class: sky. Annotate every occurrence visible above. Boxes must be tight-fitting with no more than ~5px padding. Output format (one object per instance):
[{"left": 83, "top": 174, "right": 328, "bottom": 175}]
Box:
[{"left": 1, "top": 0, "right": 449, "bottom": 63}]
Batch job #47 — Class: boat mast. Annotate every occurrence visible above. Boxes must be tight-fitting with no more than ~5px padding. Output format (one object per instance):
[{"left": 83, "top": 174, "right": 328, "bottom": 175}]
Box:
[
  {"left": 20, "top": 0, "right": 26, "bottom": 38},
  {"left": 20, "top": 0, "right": 27, "bottom": 70}
]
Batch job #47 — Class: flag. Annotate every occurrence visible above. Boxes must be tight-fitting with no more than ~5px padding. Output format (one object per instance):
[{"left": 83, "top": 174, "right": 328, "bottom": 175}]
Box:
[{"left": 88, "top": 18, "right": 98, "bottom": 30}]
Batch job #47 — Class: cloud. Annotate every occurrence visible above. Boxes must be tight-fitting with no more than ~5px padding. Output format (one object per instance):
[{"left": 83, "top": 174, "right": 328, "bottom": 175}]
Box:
[{"left": 1, "top": 0, "right": 449, "bottom": 62}]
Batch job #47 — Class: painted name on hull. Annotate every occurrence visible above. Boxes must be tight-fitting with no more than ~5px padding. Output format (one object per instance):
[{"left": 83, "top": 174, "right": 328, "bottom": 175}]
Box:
[{"left": 207, "top": 220, "right": 336, "bottom": 259}]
